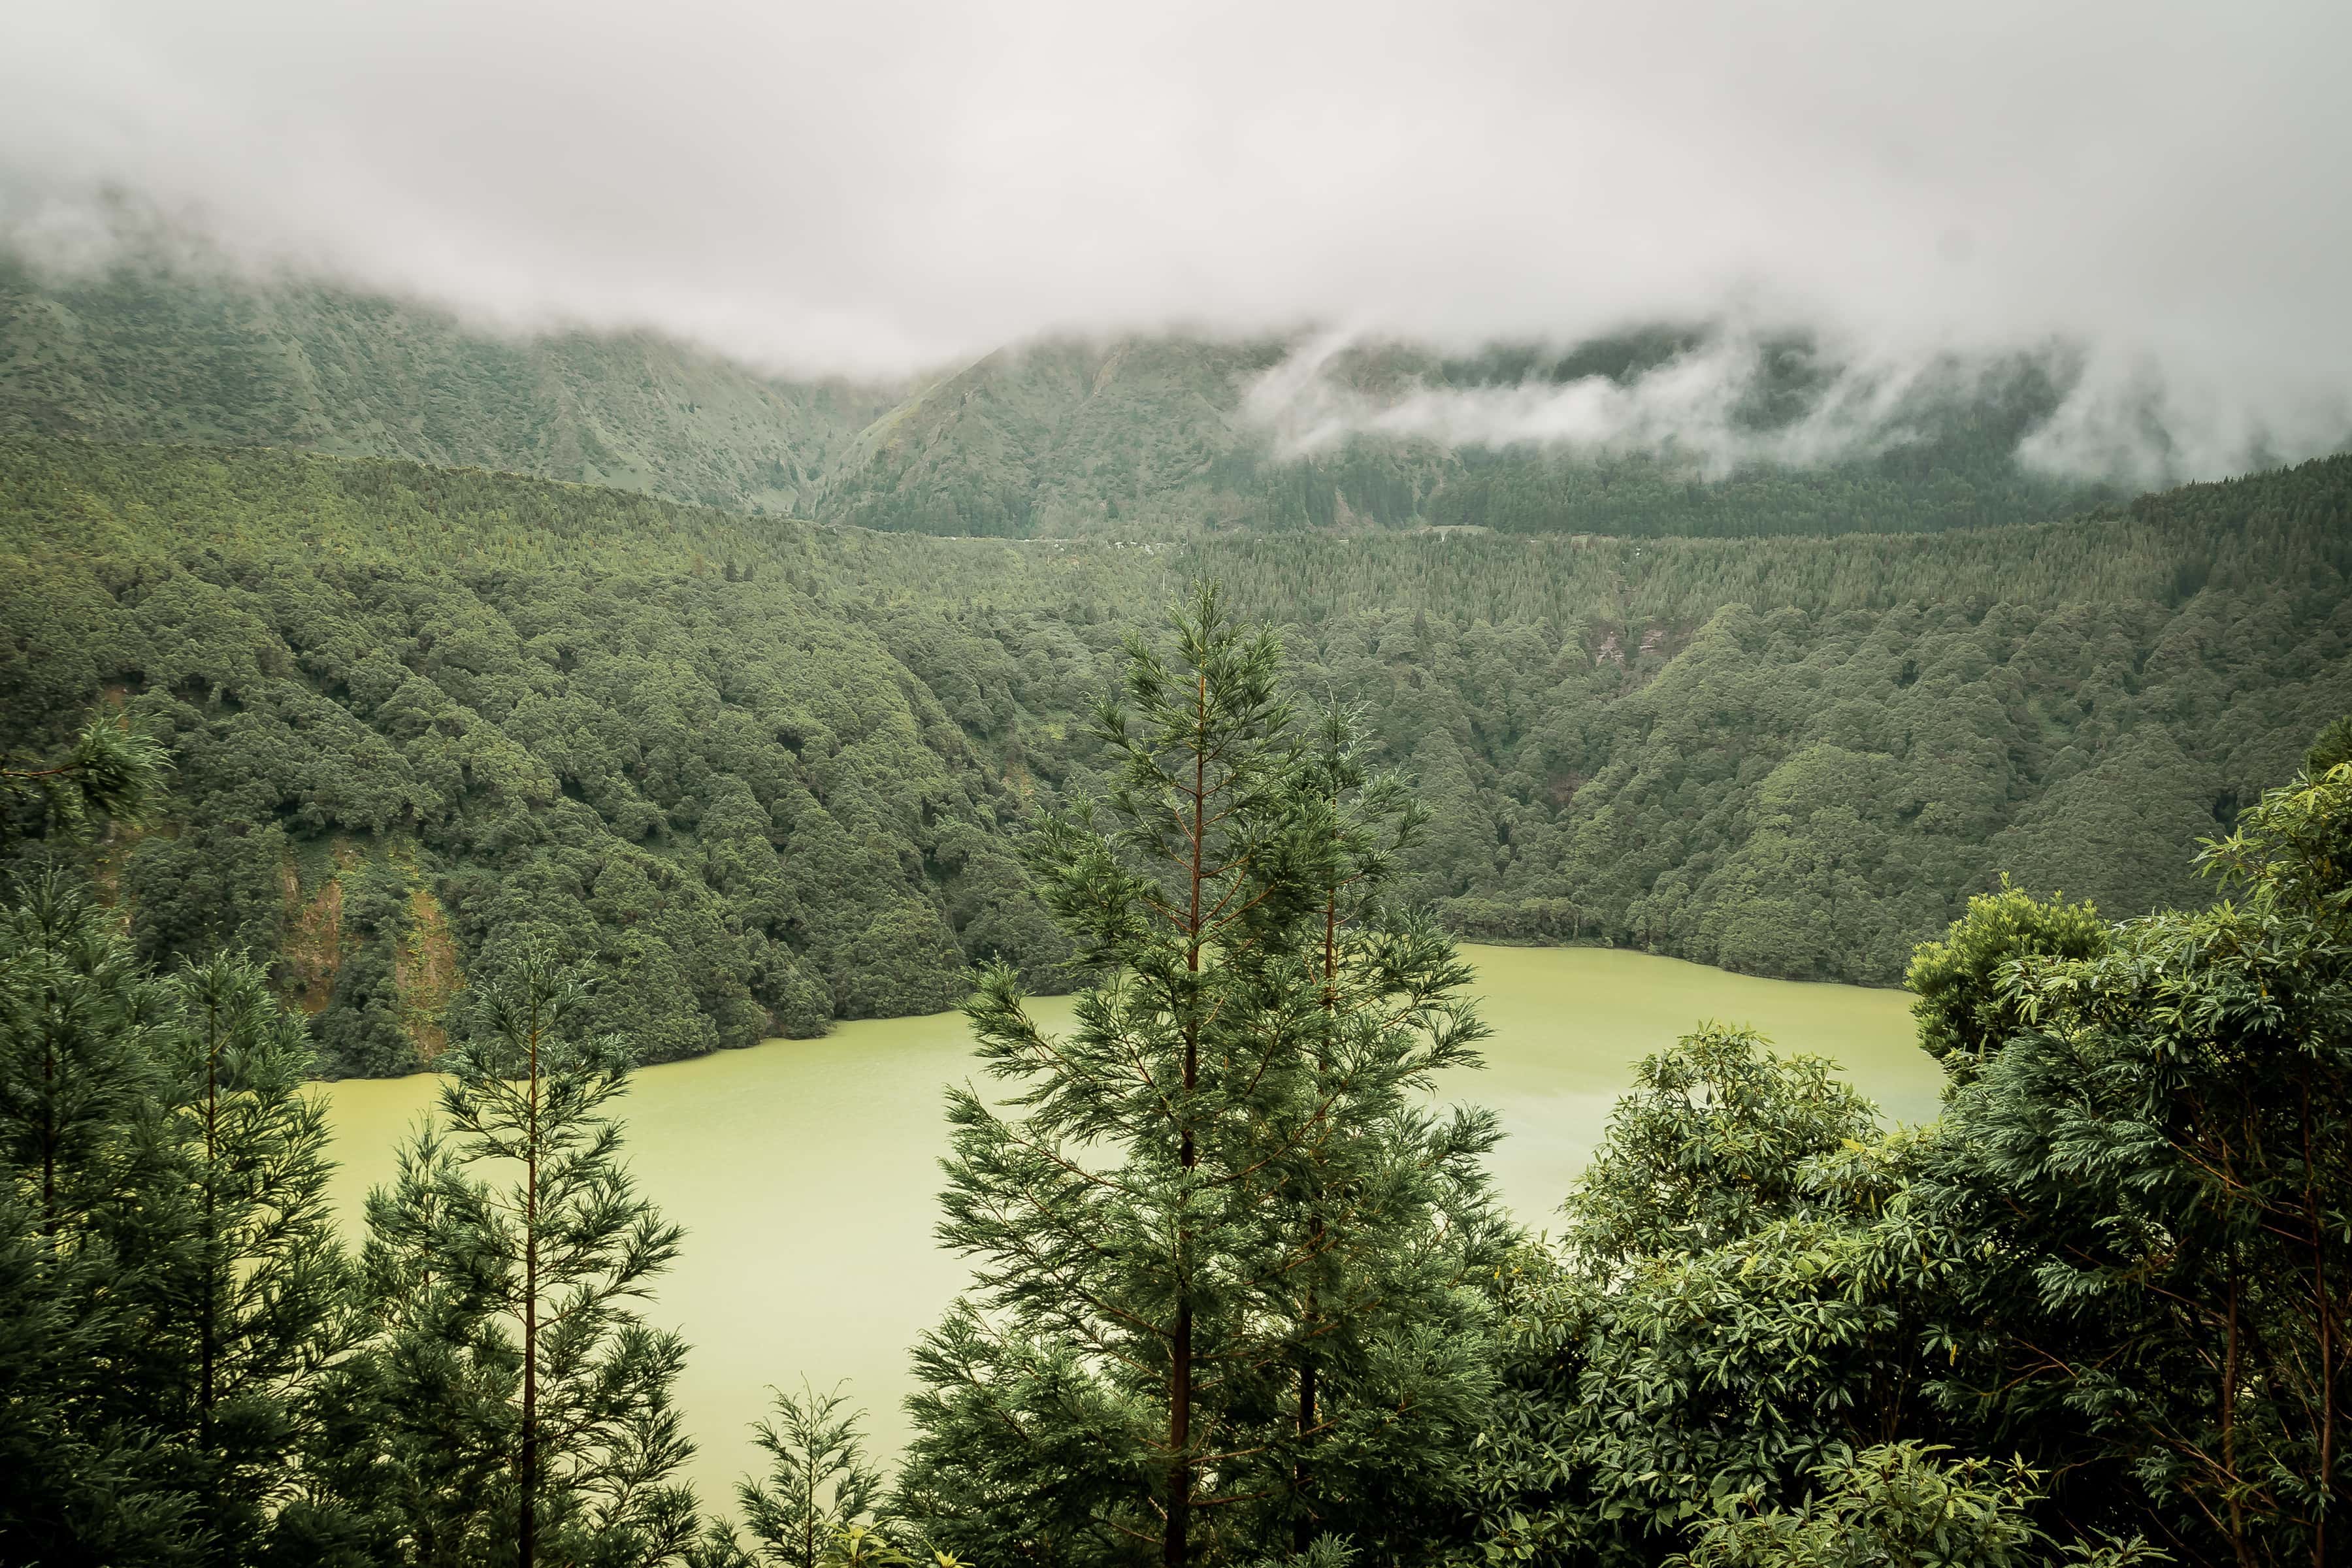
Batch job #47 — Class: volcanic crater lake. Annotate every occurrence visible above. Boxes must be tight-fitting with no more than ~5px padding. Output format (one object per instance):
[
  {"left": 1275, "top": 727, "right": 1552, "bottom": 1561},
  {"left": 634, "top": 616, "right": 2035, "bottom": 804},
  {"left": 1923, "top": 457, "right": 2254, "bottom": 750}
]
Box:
[{"left": 318, "top": 945, "right": 1941, "bottom": 1507}]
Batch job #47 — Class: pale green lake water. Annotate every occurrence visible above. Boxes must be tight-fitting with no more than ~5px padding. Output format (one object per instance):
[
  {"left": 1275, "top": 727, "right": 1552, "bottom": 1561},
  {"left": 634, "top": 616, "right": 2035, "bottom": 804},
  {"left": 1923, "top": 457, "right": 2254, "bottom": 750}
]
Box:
[{"left": 317, "top": 945, "right": 1940, "bottom": 1509}]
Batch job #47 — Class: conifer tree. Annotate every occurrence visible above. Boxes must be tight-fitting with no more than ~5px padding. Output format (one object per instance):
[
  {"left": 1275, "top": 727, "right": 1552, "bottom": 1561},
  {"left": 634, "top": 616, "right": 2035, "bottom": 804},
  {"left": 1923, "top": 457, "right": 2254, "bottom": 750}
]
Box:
[
  {"left": 1253, "top": 708, "right": 1503, "bottom": 1554},
  {"left": 319, "top": 1124, "right": 516, "bottom": 1567},
  {"left": 731, "top": 1382, "right": 889, "bottom": 1568},
  {"left": 0, "top": 873, "right": 167, "bottom": 1237},
  {"left": 0, "top": 1184, "right": 184, "bottom": 1567},
  {"left": 898, "top": 587, "right": 1501, "bottom": 1567},
  {"left": 364, "top": 951, "right": 701, "bottom": 1568},
  {"left": 146, "top": 953, "right": 353, "bottom": 1561},
  {"left": 0, "top": 875, "right": 191, "bottom": 1565}
]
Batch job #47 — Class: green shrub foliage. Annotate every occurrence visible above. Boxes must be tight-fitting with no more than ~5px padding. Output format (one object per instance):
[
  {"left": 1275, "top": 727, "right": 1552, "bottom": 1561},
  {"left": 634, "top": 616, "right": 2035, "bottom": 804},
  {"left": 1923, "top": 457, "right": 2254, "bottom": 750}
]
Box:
[{"left": 1470, "top": 728, "right": 2352, "bottom": 1567}]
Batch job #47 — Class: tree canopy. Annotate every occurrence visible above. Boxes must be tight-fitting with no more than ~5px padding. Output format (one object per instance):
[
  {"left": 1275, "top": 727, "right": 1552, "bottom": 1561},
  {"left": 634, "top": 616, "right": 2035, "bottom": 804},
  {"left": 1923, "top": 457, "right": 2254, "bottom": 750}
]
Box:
[{"left": 3, "top": 436, "right": 2345, "bottom": 1070}]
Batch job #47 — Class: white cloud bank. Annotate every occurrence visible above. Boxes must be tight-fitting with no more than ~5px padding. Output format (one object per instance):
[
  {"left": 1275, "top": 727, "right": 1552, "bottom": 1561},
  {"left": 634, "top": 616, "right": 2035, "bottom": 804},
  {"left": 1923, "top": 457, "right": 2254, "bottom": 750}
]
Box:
[
  {"left": 1244, "top": 325, "right": 2352, "bottom": 489},
  {"left": 1244, "top": 328, "right": 2031, "bottom": 479},
  {"left": 3, "top": 0, "right": 2347, "bottom": 482}
]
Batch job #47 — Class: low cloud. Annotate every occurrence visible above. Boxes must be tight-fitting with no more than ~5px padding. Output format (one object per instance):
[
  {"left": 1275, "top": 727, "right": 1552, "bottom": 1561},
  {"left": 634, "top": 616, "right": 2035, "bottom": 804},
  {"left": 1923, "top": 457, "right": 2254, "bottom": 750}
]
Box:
[
  {"left": 1244, "top": 329, "right": 2004, "bottom": 479},
  {"left": 2013, "top": 353, "right": 2352, "bottom": 489},
  {"left": 1245, "top": 325, "right": 2349, "bottom": 488},
  {"left": 2, "top": 0, "right": 2347, "bottom": 482}
]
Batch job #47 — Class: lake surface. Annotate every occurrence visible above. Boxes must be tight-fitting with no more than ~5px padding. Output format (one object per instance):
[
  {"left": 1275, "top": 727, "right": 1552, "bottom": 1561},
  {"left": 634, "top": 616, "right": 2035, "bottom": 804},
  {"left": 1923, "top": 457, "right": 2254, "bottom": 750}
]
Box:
[{"left": 318, "top": 945, "right": 1940, "bottom": 1509}]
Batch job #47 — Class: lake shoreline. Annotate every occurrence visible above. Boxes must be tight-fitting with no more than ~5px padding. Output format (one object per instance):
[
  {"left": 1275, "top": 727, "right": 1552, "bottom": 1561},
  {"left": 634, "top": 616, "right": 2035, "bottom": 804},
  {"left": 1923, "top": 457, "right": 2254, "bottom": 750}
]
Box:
[
  {"left": 308, "top": 939, "right": 1915, "bottom": 1085},
  {"left": 315, "top": 945, "right": 1940, "bottom": 1503}
]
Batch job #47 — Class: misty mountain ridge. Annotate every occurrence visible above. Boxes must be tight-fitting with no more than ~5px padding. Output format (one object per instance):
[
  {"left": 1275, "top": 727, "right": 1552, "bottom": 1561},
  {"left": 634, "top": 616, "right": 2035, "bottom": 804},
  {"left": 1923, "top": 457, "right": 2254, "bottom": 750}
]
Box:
[{"left": 0, "top": 235, "right": 2138, "bottom": 538}]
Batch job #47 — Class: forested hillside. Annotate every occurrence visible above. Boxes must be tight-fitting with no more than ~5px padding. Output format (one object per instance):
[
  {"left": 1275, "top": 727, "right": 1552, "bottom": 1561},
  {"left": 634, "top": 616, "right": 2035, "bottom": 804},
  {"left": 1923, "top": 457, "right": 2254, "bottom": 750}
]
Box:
[
  {"left": 821, "top": 332, "right": 2112, "bottom": 538},
  {"left": 5, "top": 434, "right": 2344, "bottom": 1071},
  {"left": 0, "top": 249, "right": 892, "bottom": 513},
  {"left": 1, "top": 245, "right": 2112, "bottom": 538}
]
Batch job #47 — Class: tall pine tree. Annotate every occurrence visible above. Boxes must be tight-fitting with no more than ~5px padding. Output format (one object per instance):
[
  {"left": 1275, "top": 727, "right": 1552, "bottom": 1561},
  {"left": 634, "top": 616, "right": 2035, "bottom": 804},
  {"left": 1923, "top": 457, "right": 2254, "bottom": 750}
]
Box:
[
  {"left": 344, "top": 951, "right": 701, "bottom": 1568},
  {"left": 0, "top": 875, "right": 191, "bottom": 1565},
  {"left": 145, "top": 953, "right": 353, "bottom": 1563},
  {"left": 319, "top": 1124, "right": 517, "bottom": 1567},
  {"left": 0, "top": 873, "right": 167, "bottom": 1238},
  {"left": 898, "top": 587, "right": 1501, "bottom": 1567},
  {"left": 1252, "top": 708, "right": 1504, "bottom": 1556}
]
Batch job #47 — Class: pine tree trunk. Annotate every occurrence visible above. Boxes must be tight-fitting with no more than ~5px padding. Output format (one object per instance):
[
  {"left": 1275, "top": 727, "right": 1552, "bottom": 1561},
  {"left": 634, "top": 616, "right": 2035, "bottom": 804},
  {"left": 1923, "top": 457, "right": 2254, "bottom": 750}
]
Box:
[
  {"left": 1167, "top": 1293, "right": 1191, "bottom": 1568},
  {"left": 200, "top": 1025, "right": 218, "bottom": 1452},
  {"left": 1295, "top": 894, "right": 1336, "bottom": 1552},
  {"left": 1292, "top": 1349, "right": 1317, "bottom": 1554},
  {"left": 1165, "top": 674, "right": 1209, "bottom": 1568},
  {"left": 521, "top": 1253, "right": 538, "bottom": 1568},
  {"left": 520, "top": 1010, "right": 542, "bottom": 1568}
]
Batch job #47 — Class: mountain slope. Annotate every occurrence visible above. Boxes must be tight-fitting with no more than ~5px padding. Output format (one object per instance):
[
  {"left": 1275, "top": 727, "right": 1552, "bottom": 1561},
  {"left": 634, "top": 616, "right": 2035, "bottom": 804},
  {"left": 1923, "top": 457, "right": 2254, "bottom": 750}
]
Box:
[
  {"left": 819, "top": 331, "right": 2115, "bottom": 538},
  {"left": 823, "top": 336, "right": 1286, "bottom": 535},
  {"left": 1, "top": 248, "right": 2114, "bottom": 538},
  {"left": 0, "top": 250, "right": 894, "bottom": 512},
  {"left": 5, "top": 435, "right": 2344, "bottom": 1073}
]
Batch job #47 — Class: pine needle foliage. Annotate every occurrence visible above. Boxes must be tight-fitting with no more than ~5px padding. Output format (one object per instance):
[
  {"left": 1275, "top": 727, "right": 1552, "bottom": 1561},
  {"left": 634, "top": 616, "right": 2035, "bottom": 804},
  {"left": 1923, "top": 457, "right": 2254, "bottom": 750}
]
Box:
[
  {"left": 0, "top": 875, "right": 191, "bottom": 1565},
  {"left": 351, "top": 951, "right": 700, "bottom": 1568},
  {"left": 331, "top": 1122, "right": 522, "bottom": 1567},
  {"left": 732, "top": 1382, "right": 890, "bottom": 1568},
  {"left": 1251, "top": 706, "right": 1506, "bottom": 1556},
  {"left": 0, "top": 874, "right": 167, "bottom": 1237},
  {"left": 899, "top": 585, "right": 1499, "bottom": 1567},
  {"left": 149, "top": 952, "right": 353, "bottom": 1557},
  {"left": 0, "top": 713, "right": 169, "bottom": 847}
]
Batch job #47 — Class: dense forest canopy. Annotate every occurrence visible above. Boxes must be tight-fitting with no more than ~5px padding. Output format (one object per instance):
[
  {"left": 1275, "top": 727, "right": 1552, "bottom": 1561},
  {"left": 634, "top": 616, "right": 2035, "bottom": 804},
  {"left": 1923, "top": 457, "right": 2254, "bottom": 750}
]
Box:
[
  {"left": 0, "top": 249, "right": 893, "bottom": 517},
  {"left": 1, "top": 248, "right": 2119, "bottom": 540},
  {"left": 816, "top": 331, "right": 2113, "bottom": 540},
  {"left": 2, "top": 433, "right": 2345, "bottom": 1073}
]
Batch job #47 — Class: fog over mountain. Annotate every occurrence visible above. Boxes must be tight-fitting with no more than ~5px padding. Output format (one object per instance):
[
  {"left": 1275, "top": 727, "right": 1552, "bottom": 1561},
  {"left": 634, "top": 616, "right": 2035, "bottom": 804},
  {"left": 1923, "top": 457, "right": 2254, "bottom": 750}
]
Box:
[
  {"left": 1251, "top": 327, "right": 2064, "bottom": 481},
  {"left": 4, "top": 0, "right": 2346, "bottom": 483}
]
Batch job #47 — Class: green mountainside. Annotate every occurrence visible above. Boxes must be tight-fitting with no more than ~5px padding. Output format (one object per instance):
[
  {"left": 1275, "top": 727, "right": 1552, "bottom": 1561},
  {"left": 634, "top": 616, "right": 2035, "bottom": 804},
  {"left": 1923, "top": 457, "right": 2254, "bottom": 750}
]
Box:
[
  {"left": 2, "top": 248, "right": 2112, "bottom": 537},
  {"left": 0, "top": 250, "right": 894, "bottom": 512},
  {"left": 5, "top": 434, "right": 2342, "bottom": 1072},
  {"left": 821, "top": 333, "right": 2112, "bottom": 538}
]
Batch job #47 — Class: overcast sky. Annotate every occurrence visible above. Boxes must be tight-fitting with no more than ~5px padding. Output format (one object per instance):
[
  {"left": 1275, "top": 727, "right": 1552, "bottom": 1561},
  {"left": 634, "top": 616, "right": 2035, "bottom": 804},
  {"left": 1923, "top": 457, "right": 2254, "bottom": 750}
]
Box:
[{"left": 3, "top": 0, "right": 2347, "bottom": 477}]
